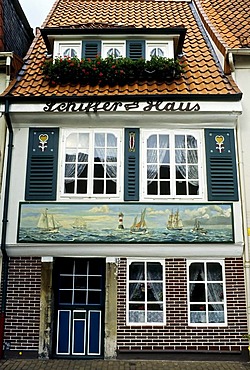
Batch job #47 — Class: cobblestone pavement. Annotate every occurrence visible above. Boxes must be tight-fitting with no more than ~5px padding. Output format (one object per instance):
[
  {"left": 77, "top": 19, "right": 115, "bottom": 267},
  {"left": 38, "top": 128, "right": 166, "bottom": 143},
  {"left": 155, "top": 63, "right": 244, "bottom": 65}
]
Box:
[{"left": 1, "top": 360, "right": 250, "bottom": 370}]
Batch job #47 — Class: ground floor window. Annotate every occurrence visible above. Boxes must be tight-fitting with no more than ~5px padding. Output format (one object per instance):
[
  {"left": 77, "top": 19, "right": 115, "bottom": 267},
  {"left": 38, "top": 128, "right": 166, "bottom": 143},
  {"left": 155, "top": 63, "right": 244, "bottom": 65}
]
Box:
[
  {"left": 127, "top": 259, "right": 165, "bottom": 325},
  {"left": 187, "top": 260, "right": 226, "bottom": 326}
]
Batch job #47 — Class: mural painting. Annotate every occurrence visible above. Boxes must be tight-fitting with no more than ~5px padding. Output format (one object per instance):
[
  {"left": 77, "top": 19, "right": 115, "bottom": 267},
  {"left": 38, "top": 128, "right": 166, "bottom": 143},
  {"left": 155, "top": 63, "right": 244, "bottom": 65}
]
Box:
[{"left": 17, "top": 203, "right": 234, "bottom": 244}]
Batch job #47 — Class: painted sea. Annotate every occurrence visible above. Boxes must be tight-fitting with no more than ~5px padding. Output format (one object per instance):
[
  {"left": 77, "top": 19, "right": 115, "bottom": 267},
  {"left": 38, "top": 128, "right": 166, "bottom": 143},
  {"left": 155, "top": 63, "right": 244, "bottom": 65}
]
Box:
[
  {"left": 17, "top": 203, "right": 234, "bottom": 244},
  {"left": 18, "top": 226, "right": 233, "bottom": 244}
]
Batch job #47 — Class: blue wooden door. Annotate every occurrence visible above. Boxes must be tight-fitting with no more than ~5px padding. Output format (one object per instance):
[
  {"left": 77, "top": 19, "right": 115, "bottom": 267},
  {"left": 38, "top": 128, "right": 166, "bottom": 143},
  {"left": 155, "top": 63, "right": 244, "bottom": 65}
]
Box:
[{"left": 54, "top": 258, "right": 105, "bottom": 358}]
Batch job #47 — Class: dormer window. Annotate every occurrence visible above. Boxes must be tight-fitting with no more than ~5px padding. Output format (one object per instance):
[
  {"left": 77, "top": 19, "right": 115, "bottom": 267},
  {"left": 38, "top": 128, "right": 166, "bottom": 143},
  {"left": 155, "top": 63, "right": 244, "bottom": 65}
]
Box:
[
  {"left": 146, "top": 41, "right": 173, "bottom": 60},
  {"left": 55, "top": 41, "right": 82, "bottom": 58},
  {"left": 102, "top": 42, "right": 126, "bottom": 58}
]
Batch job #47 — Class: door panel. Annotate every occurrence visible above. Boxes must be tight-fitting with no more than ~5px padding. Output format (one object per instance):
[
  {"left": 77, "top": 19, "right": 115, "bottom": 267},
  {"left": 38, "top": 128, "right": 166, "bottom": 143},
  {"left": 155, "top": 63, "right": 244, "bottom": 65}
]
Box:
[
  {"left": 88, "top": 311, "right": 101, "bottom": 355},
  {"left": 54, "top": 258, "right": 105, "bottom": 358},
  {"left": 57, "top": 310, "right": 71, "bottom": 355}
]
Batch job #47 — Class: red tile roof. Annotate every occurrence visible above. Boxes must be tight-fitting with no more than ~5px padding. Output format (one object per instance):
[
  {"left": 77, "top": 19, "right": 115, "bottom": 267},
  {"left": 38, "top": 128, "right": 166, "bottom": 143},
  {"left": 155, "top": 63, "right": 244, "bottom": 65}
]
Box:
[
  {"left": 3, "top": 0, "right": 241, "bottom": 99},
  {"left": 194, "top": 0, "right": 250, "bottom": 51}
]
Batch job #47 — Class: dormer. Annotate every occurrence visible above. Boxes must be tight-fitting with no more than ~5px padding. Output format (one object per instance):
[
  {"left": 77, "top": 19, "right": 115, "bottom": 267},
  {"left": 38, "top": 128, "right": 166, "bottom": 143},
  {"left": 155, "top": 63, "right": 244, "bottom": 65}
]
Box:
[{"left": 41, "top": 27, "right": 186, "bottom": 61}]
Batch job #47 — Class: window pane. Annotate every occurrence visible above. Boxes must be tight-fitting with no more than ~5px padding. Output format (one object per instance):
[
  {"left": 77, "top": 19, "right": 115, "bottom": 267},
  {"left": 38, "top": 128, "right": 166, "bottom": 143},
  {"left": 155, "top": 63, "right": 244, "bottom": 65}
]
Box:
[
  {"left": 208, "top": 283, "right": 224, "bottom": 302},
  {"left": 187, "top": 150, "right": 198, "bottom": 164},
  {"left": 147, "top": 283, "right": 163, "bottom": 301},
  {"left": 148, "top": 181, "right": 158, "bottom": 195},
  {"left": 129, "top": 262, "right": 144, "bottom": 280},
  {"left": 60, "top": 276, "right": 73, "bottom": 289},
  {"left": 106, "top": 149, "right": 117, "bottom": 162},
  {"left": 129, "top": 283, "right": 145, "bottom": 301},
  {"left": 106, "top": 180, "right": 116, "bottom": 194},
  {"left": 160, "top": 181, "right": 170, "bottom": 195},
  {"left": 95, "top": 133, "right": 105, "bottom": 147},
  {"left": 107, "top": 133, "right": 117, "bottom": 147},
  {"left": 175, "top": 150, "right": 186, "bottom": 163},
  {"left": 159, "top": 166, "right": 170, "bottom": 179},
  {"left": 175, "top": 135, "right": 185, "bottom": 148},
  {"left": 65, "top": 181, "right": 75, "bottom": 193},
  {"left": 89, "top": 277, "right": 101, "bottom": 289},
  {"left": 189, "top": 283, "right": 205, "bottom": 302},
  {"left": 94, "top": 164, "right": 104, "bottom": 178},
  {"left": 74, "top": 276, "right": 87, "bottom": 289},
  {"left": 147, "top": 262, "right": 162, "bottom": 280},
  {"left": 159, "top": 135, "right": 169, "bottom": 148},
  {"left": 93, "top": 180, "right": 104, "bottom": 194},
  {"left": 60, "top": 290, "right": 72, "bottom": 304},
  {"left": 65, "top": 164, "right": 75, "bottom": 177},
  {"left": 74, "top": 290, "right": 86, "bottom": 304},
  {"left": 147, "top": 135, "right": 157, "bottom": 148},
  {"left": 189, "top": 263, "right": 204, "bottom": 281},
  {"left": 187, "top": 135, "right": 197, "bottom": 148},
  {"left": 88, "top": 291, "right": 101, "bottom": 304},
  {"left": 147, "top": 149, "right": 157, "bottom": 163},
  {"left": 76, "top": 180, "right": 87, "bottom": 194},
  {"left": 207, "top": 263, "right": 222, "bottom": 281}
]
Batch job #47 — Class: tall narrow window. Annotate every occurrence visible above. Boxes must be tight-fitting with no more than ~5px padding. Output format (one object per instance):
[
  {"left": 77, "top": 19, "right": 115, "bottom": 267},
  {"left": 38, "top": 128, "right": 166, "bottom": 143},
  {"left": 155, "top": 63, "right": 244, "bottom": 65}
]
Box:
[
  {"left": 142, "top": 130, "right": 202, "bottom": 199},
  {"left": 188, "top": 261, "right": 226, "bottom": 325},
  {"left": 62, "top": 130, "right": 122, "bottom": 198},
  {"left": 127, "top": 260, "right": 165, "bottom": 325}
]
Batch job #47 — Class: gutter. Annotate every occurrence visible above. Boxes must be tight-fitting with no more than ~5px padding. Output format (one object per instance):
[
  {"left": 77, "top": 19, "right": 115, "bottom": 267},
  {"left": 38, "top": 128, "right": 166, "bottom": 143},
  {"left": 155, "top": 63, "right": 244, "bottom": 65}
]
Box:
[{"left": 0, "top": 100, "right": 13, "bottom": 359}]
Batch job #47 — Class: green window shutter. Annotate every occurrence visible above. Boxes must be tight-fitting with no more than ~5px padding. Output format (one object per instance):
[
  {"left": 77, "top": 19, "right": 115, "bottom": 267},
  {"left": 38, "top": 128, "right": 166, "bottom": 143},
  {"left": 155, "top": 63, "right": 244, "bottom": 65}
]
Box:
[
  {"left": 205, "top": 129, "right": 238, "bottom": 201},
  {"left": 25, "top": 128, "right": 59, "bottom": 200},
  {"left": 82, "top": 41, "right": 101, "bottom": 59},
  {"left": 126, "top": 40, "right": 145, "bottom": 60},
  {"left": 124, "top": 128, "right": 140, "bottom": 201}
]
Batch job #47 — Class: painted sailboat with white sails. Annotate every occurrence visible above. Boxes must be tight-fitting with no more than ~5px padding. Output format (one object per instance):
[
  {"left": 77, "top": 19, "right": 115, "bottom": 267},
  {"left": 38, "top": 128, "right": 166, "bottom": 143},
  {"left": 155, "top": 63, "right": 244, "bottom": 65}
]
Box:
[
  {"left": 37, "top": 208, "right": 61, "bottom": 233},
  {"left": 167, "top": 210, "right": 183, "bottom": 231},
  {"left": 130, "top": 208, "right": 148, "bottom": 234}
]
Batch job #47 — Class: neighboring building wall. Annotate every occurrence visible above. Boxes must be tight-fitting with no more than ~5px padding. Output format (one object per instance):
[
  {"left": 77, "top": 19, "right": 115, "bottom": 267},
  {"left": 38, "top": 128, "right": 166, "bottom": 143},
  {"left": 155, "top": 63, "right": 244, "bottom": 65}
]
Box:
[
  {"left": 3, "top": 0, "right": 33, "bottom": 57},
  {"left": 3, "top": 257, "right": 41, "bottom": 356},
  {"left": 117, "top": 257, "right": 248, "bottom": 357}
]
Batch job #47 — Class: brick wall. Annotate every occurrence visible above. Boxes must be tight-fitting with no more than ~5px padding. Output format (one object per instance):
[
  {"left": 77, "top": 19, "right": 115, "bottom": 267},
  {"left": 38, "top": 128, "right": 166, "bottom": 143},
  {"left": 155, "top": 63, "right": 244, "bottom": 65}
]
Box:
[
  {"left": 117, "top": 257, "right": 248, "bottom": 354},
  {"left": 3, "top": 257, "right": 41, "bottom": 353}
]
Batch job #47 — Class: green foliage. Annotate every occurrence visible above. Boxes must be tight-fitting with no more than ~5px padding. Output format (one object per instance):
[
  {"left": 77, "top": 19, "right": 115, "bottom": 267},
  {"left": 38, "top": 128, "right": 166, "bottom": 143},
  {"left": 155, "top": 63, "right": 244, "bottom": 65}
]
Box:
[{"left": 42, "top": 55, "right": 184, "bottom": 86}]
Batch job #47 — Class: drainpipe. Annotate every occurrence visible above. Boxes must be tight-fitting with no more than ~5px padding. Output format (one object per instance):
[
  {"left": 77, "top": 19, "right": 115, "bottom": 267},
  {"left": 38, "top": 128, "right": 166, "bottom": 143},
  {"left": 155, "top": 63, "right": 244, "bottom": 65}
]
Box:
[
  {"left": 0, "top": 99, "right": 13, "bottom": 359},
  {"left": 230, "top": 51, "right": 250, "bottom": 339}
]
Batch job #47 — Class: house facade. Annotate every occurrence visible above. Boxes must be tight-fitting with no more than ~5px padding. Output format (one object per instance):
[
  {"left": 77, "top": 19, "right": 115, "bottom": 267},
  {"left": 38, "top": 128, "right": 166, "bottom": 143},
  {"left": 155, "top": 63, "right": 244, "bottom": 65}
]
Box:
[
  {"left": 0, "top": 0, "right": 249, "bottom": 361},
  {"left": 0, "top": 0, "right": 33, "bottom": 357},
  {"left": 193, "top": 0, "right": 250, "bottom": 344}
]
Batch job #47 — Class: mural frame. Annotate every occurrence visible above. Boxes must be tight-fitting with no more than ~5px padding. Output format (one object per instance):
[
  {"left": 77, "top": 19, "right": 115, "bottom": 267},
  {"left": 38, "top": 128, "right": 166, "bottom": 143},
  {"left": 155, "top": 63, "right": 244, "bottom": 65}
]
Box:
[{"left": 17, "top": 202, "right": 234, "bottom": 244}]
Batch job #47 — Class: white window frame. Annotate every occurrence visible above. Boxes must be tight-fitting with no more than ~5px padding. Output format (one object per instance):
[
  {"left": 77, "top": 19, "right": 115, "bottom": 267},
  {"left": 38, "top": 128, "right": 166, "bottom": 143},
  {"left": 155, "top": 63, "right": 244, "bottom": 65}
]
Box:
[
  {"left": 140, "top": 129, "right": 204, "bottom": 200},
  {"left": 126, "top": 259, "right": 166, "bottom": 326},
  {"left": 146, "top": 41, "right": 174, "bottom": 60},
  {"left": 187, "top": 260, "right": 227, "bottom": 327},
  {"left": 102, "top": 41, "right": 126, "bottom": 58},
  {"left": 54, "top": 41, "right": 82, "bottom": 58},
  {"left": 60, "top": 129, "right": 123, "bottom": 200}
]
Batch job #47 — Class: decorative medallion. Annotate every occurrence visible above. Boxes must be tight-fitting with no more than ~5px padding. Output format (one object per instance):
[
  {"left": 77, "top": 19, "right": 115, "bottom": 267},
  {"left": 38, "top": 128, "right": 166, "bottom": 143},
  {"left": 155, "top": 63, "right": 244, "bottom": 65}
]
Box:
[
  {"left": 38, "top": 134, "right": 49, "bottom": 152},
  {"left": 215, "top": 135, "right": 225, "bottom": 153},
  {"left": 129, "top": 132, "right": 136, "bottom": 152}
]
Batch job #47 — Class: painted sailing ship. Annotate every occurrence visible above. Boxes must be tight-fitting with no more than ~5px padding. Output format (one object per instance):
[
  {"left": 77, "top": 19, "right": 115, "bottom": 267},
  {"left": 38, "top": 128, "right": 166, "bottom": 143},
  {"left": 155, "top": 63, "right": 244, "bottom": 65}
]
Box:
[
  {"left": 37, "top": 208, "right": 61, "bottom": 233},
  {"left": 130, "top": 208, "right": 148, "bottom": 234},
  {"left": 191, "top": 219, "right": 207, "bottom": 235},
  {"left": 72, "top": 217, "right": 87, "bottom": 230},
  {"left": 167, "top": 210, "right": 183, "bottom": 231}
]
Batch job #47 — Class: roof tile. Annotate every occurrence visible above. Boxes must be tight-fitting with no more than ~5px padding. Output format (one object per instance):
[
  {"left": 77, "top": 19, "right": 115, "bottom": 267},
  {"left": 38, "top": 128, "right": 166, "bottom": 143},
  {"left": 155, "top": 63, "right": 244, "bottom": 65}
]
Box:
[{"left": 4, "top": 0, "right": 241, "bottom": 98}]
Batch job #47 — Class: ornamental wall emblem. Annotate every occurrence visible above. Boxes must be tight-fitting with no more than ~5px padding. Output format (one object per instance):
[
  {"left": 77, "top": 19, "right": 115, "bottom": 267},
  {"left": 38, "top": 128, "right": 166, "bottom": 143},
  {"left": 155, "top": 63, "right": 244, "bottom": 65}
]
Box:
[
  {"left": 215, "top": 135, "right": 225, "bottom": 153},
  {"left": 129, "top": 132, "right": 136, "bottom": 152},
  {"left": 38, "top": 134, "right": 49, "bottom": 152}
]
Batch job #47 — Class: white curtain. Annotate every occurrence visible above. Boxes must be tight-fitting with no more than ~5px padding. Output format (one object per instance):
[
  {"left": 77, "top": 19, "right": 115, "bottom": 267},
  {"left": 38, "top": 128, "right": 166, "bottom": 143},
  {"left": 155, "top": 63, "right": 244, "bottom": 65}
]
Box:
[
  {"left": 65, "top": 152, "right": 88, "bottom": 184},
  {"left": 175, "top": 135, "right": 198, "bottom": 186}
]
